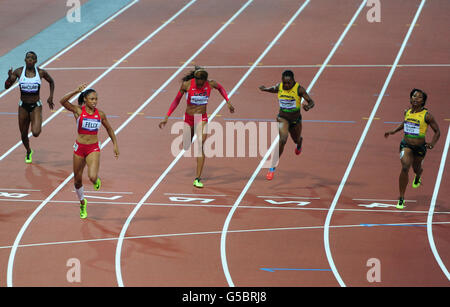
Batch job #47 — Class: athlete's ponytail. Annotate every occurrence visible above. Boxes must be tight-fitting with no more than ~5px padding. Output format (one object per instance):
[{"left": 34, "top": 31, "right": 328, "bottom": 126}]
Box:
[
  {"left": 182, "top": 66, "right": 208, "bottom": 82},
  {"left": 78, "top": 88, "right": 96, "bottom": 105}
]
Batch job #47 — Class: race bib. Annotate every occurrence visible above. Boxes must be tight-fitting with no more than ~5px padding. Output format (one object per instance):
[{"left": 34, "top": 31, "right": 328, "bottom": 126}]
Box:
[
  {"left": 20, "top": 82, "right": 40, "bottom": 93},
  {"left": 279, "top": 99, "right": 297, "bottom": 109},
  {"left": 81, "top": 118, "right": 101, "bottom": 131},
  {"left": 190, "top": 95, "right": 208, "bottom": 105},
  {"left": 404, "top": 121, "right": 420, "bottom": 136}
]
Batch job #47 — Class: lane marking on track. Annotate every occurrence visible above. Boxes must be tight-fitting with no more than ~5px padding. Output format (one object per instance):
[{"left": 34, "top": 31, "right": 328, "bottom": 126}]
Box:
[
  {"left": 43, "top": 63, "right": 450, "bottom": 70},
  {"left": 0, "top": 0, "right": 194, "bottom": 163},
  {"left": 220, "top": 0, "right": 368, "bottom": 288},
  {"left": 114, "top": 0, "right": 311, "bottom": 288},
  {"left": 1, "top": 198, "right": 449, "bottom": 215},
  {"left": 323, "top": 0, "right": 427, "bottom": 287},
  {"left": 427, "top": 124, "right": 450, "bottom": 280},
  {"left": 2, "top": 221, "right": 449, "bottom": 251},
  {"left": 6, "top": 0, "right": 201, "bottom": 287}
]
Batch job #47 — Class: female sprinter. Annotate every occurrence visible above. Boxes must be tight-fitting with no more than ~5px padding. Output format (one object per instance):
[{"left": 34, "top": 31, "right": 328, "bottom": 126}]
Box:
[
  {"left": 159, "top": 67, "right": 234, "bottom": 188},
  {"left": 384, "top": 88, "right": 440, "bottom": 209},
  {"left": 4, "top": 51, "right": 55, "bottom": 163},
  {"left": 259, "top": 70, "right": 314, "bottom": 180},
  {"left": 60, "top": 84, "right": 119, "bottom": 218}
]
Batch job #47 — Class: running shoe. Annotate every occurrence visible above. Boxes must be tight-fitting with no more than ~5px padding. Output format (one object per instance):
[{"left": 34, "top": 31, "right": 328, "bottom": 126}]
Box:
[
  {"left": 94, "top": 178, "right": 101, "bottom": 191},
  {"left": 295, "top": 138, "right": 303, "bottom": 155},
  {"left": 412, "top": 175, "right": 421, "bottom": 188},
  {"left": 25, "top": 149, "right": 33, "bottom": 164},
  {"left": 193, "top": 178, "right": 203, "bottom": 188},
  {"left": 396, "top": 197, "right": 405, "bottom": 210},
  {"left": 80, "top": 199, "right": 88, "bottom": 219},
  {"left": 266, "top": 167, "right": 275, "bottom": 180}
]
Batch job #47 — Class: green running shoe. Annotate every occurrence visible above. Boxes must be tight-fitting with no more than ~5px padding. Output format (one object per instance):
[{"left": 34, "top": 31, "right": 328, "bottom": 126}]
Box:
[
  {"left": 94, "top": 178, "right": 101, "bottom": 191},
  {"left": 25, "top": 149, "right": 33, "bottom": 164},
  {"left": 193, "top": 178, "right": 203, "bottom": 188},
  {"left": 412, "top": 175, "right": 421, "bottom": 188},
  {"left": 80, "top": 199, "right": 88, "bottom": 219},
  {"left": 396, "top": 197, "right": 405, "bottom": 210}
]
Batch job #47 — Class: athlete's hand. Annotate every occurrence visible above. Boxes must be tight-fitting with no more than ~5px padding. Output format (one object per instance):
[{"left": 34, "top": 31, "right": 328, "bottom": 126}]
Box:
[
  {"left": 47, "top": 96, "right": 54, "bottom": 110},
  {"left": 227, "top": 102, "right": 235, "bottom": 113},
  {"left": 113, "top": 145, "right": 120, "bottom": 158},
  {"left": 384, "top": 131, "right": 393, "bottom": 138},
  {"left": 258, "top": 85, "right": 266, "bottom": 91},
  {"left": 76, "top": 83, "right": 87, "bottom": 93},
  {"left": 159, "top": 118, "right": 168, "bottom": 129}
]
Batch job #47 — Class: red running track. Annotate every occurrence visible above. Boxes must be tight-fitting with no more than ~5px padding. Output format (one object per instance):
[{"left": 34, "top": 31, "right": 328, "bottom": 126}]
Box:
[{"left": 0, "top": 0, "right": 448, "bottom": 288}]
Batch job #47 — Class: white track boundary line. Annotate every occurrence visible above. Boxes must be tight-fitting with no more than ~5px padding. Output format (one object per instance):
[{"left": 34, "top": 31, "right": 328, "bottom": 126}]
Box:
[
  {"left": 114, "top": 0, "right": 312, "bottom": 287},
  {"left": 43, "top": 63, "right": 450, "bottom": 70},
  {"left": 3, "top": 221, "right": 450, "bottom": 251},
  {"left": 5, "top": 0, "right": 200, "bottom": 287},
  {"left": 220, "top": 0, "right": 367, "bottom": 287},
  {"left": 2, "top": 198, "right": 450, "bottom": 215},
  {"left": 114, "top": 0, "right": 256, "bottom": 287},
  {"left": 323, "top": 0, "right": 427, "bottom": 287},
  {"left": 0, "top": 0, "right": 139, "bottom": 100},
  {"left": 0, "top": 0, "right": 195, "bottom": 163},
  {"left": 427, "top": 124, "right": 450, "bottom": 280}
]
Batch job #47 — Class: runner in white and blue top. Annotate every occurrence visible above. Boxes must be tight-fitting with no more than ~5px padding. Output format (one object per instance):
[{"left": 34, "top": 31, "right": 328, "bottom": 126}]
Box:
[{"left": 4, "top": 51, "right": 55, "bottom": 163}]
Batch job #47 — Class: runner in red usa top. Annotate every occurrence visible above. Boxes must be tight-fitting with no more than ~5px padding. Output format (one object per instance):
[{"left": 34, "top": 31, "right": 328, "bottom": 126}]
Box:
[
  {"left": 60, "top": 84, "right": 119, "bottom": 219},
  {"left": 159, "top": 67, "right": 234, "bottom": 188}
]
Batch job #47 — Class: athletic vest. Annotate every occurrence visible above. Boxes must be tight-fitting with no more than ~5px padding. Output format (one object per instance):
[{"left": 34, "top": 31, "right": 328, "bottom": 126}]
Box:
[
  {"left": 187, "top": 79, "right": 211, "bottom": 106},
  {"left": 278, "top": 82, "right": 301, "bottom": 112},
  {"left": 77, "top": 106, "right": 101, "bottom": 135},
  {"left": 19, "top": 66, "right": 41, "bottom": 95},
  {"left": 404, "top": 108, "right": 428, "bottom": 138}
]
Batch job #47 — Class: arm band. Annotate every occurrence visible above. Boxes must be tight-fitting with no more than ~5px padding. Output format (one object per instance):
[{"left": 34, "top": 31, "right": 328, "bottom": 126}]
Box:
[
  {"left": 166, "top": 91, "right": 183, "bottom": 117},
  {"left": 216, "top": 83, "right": 229, "bottom": 102}
]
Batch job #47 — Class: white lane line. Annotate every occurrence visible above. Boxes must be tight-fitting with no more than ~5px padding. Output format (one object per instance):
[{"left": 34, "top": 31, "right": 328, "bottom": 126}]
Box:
[
  {"left": 114, "top": 0, "right": 256, "bottom": 287},
  {"left": 257, "top": 196, "right": 320, "bottom": 199},
  {"left": 2, "top": 221, "right": 450, "bottom": 251},
  {"left": 5, "top": 0, "right": 200, "bottom": 287},
  {"left": 0, "top": 0, "right": 196, "bottom": 163},
  {"left": 0, "top": 0, "right": 139, "bottom": 100},
  {"left": 114, "top": 0, "right": 313, "bottom": 288},
  {"left": 220, "top": 0, "right": 367, "bottom": 287},
  {"left": 323, "top": 0, "right": 427, "bottom": 287},
  {"left": 0, "top": 188, "right": 40, "bottom": 192},
  {"left": 427, "top": 124, "right": 450, "bottom": 280},
  {"left": 1, "top": 198, "right": 450, "bottom": 215},
  {"left": 353, "top": 198, "right": 417, "bottom": 202},
  {"left": 43, "top": 63, "right": 450, "bottom": 70},
  {"left": 163, "top": 193, "right": 227, "bottom": 197}
]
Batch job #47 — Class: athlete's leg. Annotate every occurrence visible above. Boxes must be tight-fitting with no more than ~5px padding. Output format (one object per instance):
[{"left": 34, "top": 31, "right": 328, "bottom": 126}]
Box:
[
  {"left": 18, "top": 106, "right": 32, "bottom": 155},
  {"left": 29, "top": 105, "right": 43, "bottom": 137}
]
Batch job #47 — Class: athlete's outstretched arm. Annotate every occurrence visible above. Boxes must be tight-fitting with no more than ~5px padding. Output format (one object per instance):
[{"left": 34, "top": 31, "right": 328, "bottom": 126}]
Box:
[
  {"left": 259, "top": 83, "right": 279, "bottom": 93},
  {"left": 210, "top": 80, "right": 234, "bottom": 113},
  {"left": 425, "top": 112, "right": 440, "bottom": 149},
  {"left": 299, "top": 86, "right": 314, "bottom": 111},
  {"left": 100, "top": 110, "right": 119, "bottom": 158},
  {"left": 59, "top": 84, "right": 84, "bottom": 116},
  {"left": 159, "top": 82, "right": 189, "bottom": 129},
  {"left": 4, "top": 67, "right": 20, "bottom": 89}
]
